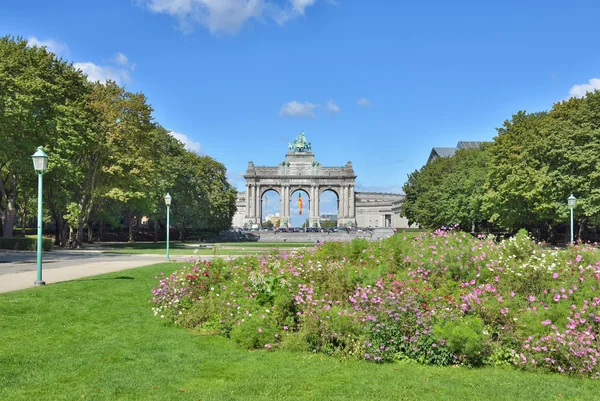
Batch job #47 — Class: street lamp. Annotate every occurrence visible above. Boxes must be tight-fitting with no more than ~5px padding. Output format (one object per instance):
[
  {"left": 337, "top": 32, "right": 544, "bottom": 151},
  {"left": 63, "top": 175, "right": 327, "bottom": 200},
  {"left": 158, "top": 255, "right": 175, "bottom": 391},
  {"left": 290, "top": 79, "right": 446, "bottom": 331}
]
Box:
[
  {"left": 165, "top": 193, "right": 172, "bottom": 260},
  {"left": 31, "top": 146, "right": 48, "bottom": 286},
  {"left": 568, "top": 194, "right": 576, "bottom": 245}
]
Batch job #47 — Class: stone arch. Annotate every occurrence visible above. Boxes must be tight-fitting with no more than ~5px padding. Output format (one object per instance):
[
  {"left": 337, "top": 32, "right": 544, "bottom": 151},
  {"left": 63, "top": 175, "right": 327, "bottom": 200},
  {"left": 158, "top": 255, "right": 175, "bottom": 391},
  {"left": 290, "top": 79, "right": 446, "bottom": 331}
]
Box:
[
  {"left": 318, "top": 186, "right": 340, "bottom": 198},
  {"left": 259, "top": 187, "right": 280, "bottom": 199},
  {"left": 319, "top": 188, "right": 340, "bottom": 227},
  {"left": 260, "top": 188, "right": 281, "bottom": 227},
  {"left": 289, "top": 186, "right": 311, "bottom": 201}
]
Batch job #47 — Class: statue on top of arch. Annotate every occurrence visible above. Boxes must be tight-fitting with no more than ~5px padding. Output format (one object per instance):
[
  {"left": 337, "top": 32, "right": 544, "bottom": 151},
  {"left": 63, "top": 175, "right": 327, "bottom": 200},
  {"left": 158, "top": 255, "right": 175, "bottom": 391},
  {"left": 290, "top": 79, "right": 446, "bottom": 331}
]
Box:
[{"left": 288, "top": 131, "right": 312, "bottom": 152}]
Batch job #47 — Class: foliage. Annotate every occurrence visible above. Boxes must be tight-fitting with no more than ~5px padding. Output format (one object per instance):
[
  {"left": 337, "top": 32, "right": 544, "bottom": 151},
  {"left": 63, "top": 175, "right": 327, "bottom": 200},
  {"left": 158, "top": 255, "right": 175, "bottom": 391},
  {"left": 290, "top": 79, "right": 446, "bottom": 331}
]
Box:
[
  {"left": 402, "top": 146, "right": 490, "bottom": 231},
  {"left": 152, "top": 230, "right": 600, "bottom": 378},
  {"left": 0, "top": 236, "right": 53, "bottom": 251},
  {"left": 0, "top": 35, "right": 236, "bottom": 243},
  {"left": 403, "top": 91, "right": 600, "bottom": 241}
]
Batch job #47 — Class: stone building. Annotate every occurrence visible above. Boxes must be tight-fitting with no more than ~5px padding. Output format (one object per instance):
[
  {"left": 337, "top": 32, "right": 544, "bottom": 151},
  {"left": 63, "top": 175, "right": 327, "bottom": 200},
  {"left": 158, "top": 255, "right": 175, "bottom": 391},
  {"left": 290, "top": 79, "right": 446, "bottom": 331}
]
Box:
[{"left": 232, "top": 132, "right": 412, "bottom": 229}]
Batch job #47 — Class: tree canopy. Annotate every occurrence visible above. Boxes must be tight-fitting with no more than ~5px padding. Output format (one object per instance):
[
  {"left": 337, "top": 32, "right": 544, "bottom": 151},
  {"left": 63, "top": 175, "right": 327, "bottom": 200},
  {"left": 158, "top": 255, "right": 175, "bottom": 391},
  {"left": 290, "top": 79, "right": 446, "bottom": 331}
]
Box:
[
  {"left": 0, "top": 36, "right": 237, "bottom": 244},
  {"left": 402, "top": 91, "right": 600, "bottom": 241}
]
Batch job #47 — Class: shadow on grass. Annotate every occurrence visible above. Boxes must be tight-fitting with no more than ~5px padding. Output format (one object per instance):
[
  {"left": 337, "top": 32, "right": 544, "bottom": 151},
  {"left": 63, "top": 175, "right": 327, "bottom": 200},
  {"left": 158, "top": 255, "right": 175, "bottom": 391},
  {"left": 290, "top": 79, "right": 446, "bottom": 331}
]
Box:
[{"left": 75, "top": 275, "right": 135, "bottom": 281}]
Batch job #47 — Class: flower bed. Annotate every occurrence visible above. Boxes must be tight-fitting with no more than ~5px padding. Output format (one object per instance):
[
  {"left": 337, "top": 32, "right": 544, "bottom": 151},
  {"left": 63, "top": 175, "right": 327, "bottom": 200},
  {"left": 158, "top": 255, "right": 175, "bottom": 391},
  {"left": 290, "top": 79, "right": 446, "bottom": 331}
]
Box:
[{"left": 151, "top": 229, "right": 600, "bottom": 377}]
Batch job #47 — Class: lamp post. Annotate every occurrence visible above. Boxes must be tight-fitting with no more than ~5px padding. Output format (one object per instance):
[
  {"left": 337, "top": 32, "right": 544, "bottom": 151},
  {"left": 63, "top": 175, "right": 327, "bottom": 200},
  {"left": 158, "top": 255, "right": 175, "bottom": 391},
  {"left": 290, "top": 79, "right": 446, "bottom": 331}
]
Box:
[
  {"left": 31, "top": 146, "right": 48, "bottom": 286},
  {"left": 165, "top": 193, "right": 172, "bottom": 260},
  {"left": 568, "top": 194, "right": 576, "bottom": 245}
]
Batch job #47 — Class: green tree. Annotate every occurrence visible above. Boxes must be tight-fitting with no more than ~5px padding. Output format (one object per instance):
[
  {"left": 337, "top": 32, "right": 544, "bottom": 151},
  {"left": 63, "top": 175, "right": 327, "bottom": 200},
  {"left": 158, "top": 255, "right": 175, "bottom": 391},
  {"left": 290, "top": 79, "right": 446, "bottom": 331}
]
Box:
[
  {"left": 483, "top": 111, "right": 552, "bottom": 233},
  {"left": 0, "top": 36, "right": 86, "bottom": 237}
]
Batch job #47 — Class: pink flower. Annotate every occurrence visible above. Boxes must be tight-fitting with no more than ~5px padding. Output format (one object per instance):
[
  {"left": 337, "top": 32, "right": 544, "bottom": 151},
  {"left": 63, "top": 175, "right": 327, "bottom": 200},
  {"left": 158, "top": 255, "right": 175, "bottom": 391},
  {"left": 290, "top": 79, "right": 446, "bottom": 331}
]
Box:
[
  {"left": 528, "top": 295, "right": 535, "bottom": 302},
  {"left": 258, "top": 328, "right": 262, "bottom": 333},
  {"left": 552, "top": 273, "right": 559, "bottom": 279},
  {"left": 510, "top": 291, "right": 515, "bottom": 297},
  {"left": 264, "top": 344, "right": 271, "bottom": 348}
]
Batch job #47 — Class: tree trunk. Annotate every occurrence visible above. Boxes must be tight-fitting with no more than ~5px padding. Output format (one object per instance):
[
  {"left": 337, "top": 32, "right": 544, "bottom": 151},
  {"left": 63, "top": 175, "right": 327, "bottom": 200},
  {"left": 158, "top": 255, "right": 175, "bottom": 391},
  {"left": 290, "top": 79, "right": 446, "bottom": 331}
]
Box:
[
  {"left": 99, "top": 219, "right": 104, "bottom": 242},
  {"left": 154, "top": 218, "right": 159, "bottom": 243},
  {"left": 128, "top": 215, "right": 136, "bottom": 243},
  {"left": 76, "top": 218, "right": 84, "bottom": 248},
  {"left": 63, "top": 224, "right": 70, "bottom": 248},
  {"left": 87, "top": 222, "right": 94, "bottom": 243},
  {"left": 0, "top": 173, "right": 17, "bottom": 238},
  {"left": 2, "top": 195, "right": 16, "bottom": 238},
  {"left": 179, "top": 218, "right": 186, "bottom": 242},
  {"left": 54, "top": 222, "right": 61, "bottom": 246}
]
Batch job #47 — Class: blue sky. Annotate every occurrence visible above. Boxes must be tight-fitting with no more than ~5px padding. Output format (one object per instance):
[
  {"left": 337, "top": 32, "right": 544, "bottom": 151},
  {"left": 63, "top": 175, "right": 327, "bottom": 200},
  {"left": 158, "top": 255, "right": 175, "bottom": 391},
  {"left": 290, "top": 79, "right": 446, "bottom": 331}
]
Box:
[{"left": 3, "top": 0, "right": 600, "bottom": 226}]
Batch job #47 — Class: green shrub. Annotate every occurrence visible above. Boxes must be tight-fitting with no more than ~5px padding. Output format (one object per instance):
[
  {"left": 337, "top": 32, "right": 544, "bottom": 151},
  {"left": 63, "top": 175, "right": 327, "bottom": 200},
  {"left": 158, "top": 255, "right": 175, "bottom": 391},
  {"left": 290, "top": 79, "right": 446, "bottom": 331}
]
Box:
[
  {"left": 0, "top": 236, "right": 52, "bottom": 251},
  {"left": 434, "top": 316, "right": 486, "bottom": 366},
  {"left": 230, "top": 313, "right": 278, "bottom": 350}
]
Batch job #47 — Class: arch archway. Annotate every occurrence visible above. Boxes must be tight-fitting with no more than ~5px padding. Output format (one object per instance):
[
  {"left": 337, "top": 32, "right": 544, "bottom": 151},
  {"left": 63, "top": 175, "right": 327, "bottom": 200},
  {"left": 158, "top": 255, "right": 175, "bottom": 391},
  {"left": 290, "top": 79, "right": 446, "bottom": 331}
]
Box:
[
  {"left": 319, "top": 189, "right": 339, "bottom": 229},
  {"left": 260, "top": 189, "right": 281, "bottom": 229},
  {"left": 288, "top": 188, "right": 310, "bottom": 228}
]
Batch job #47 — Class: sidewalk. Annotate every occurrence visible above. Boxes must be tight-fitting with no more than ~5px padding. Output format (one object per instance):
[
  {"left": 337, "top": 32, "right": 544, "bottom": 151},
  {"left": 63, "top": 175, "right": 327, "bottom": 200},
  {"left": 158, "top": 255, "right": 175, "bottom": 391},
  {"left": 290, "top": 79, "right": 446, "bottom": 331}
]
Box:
[{"left": 0, "top": 258, "right": 165, "bottom": 294}]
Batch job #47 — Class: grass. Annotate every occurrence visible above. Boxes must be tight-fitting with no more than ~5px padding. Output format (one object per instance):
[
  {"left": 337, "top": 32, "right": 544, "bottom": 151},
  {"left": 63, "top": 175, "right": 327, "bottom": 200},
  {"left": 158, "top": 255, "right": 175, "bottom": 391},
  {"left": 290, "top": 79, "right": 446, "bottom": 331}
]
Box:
[
  {"left": 1, "top": 263, "right": 599, "bottom": 400},
  {"left": 98, "top": 242, "right": 314, "bottom": 256}
]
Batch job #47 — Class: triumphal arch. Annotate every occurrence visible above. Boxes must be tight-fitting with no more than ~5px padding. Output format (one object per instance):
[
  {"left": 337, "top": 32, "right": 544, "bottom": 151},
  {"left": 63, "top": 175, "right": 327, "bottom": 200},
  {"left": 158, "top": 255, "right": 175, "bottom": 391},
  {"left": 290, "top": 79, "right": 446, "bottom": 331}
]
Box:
[{"left": 232, "top": 132, "right": 409, "bottom": 229}]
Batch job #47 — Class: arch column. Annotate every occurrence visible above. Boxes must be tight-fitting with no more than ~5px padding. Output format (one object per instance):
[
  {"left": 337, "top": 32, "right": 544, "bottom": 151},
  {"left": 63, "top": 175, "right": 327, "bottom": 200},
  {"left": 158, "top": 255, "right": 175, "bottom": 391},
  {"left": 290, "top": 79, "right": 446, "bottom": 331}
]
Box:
[
  {"left": 280, "top": 185, "right": 290, "bottom": 228},
  {"left": 344, "top": 185, "right": 349, "bottom": 218},
  {"left": 245, "top": 184, "right": 250, "bottom": 219},
  {"left": 315, "top": 187, "right": 320, "bottom": 227},
  {"left": 255, "top": 184, "right": 261, "bottom": 225},
  {"left": 349, "top": 185, "right": 355, "bottom": 218}
]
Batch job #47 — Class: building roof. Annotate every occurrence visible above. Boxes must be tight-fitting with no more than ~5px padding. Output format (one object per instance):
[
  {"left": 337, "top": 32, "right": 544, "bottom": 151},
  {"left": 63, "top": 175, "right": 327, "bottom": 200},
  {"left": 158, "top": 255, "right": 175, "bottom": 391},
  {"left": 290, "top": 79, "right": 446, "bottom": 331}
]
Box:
[
  {"left": 457, "top": 141, "right": 485, "bottom": 149},
  {"left": 426, "top": 141, "right": 488, "bottom": 165}
]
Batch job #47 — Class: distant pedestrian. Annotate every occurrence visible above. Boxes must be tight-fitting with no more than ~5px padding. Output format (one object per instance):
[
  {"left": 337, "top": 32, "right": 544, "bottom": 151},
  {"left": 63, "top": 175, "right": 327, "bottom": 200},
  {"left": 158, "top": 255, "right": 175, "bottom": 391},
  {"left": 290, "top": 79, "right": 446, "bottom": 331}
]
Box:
[{"left": 68, "top": 234, "right": 75, "bottom": 249}]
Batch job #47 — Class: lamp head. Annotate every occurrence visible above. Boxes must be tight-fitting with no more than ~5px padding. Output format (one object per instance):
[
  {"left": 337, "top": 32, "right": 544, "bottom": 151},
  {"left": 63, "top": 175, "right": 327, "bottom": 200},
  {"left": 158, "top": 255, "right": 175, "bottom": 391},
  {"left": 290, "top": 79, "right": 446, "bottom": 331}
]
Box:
[
  {"left": 164, "top": 193, "right": 172, "bottom": 206},
  {"left": 568, "top": 194, "right": 576, "bottom": 208},
  {"left": 31, "top": 146, "right": 49, "bottom": 173}
]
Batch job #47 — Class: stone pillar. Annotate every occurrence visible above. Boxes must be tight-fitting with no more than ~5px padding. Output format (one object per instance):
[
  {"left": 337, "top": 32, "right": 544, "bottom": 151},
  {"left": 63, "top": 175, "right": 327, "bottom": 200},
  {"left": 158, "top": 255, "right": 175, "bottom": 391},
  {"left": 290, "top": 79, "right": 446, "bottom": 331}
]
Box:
[
  {"left": 309, "top": 186, "right": 315, "bottom": 226},
  {"left": 315, "top": 187, "right": 320, "bottom": 227},
  {"left": 249, "top": 184, "right": 254, "bottom": 219},
  {"left": 343, "top": 185, "right": 348, "bottom": 219},
  {"left": 245, "top": 184, "right": 250, "bottom": 218},
  {"left": 255, "top": 185, "right": 260, "bottom": 224},
  {"left": 279, "top": 187, "right": 284, "bottom": 220},
  {"left": 349, "top": 185, "right": 355, "bottom": 218}
]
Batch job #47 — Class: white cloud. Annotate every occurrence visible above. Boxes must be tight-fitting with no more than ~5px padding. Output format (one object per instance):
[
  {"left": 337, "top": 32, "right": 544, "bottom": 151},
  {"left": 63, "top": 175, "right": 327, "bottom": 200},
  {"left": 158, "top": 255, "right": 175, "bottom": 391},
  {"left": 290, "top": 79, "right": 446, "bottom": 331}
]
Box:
[
  {"left": 168, "top": 130, "right": 204, "bottom": 154},
  {"left": 280, "top": 100, "right": 318, "bottom": 118},
  {"left": 114, "top": 52, "right": 129, "bottom": 65},
  {"left": 140, "top": 0, "right": 321, "bottom": 35},
  {"left": 73, "top": 62, "right": 131, "bottom": 85},
  {"left": 356, "top": 97, "right": 371, "bottom": 108},
  {"left": 27, "top": 37, "right": 69, "bottom": 56},
  {"left": 74, "top": 52, "right": 135, "bottom": 85},
  {"left": 569, "top": 78, "right": 600, "bottom": 98},
  {"left": 325, "top": 99, "right": 341, "bottom": 115},
  {"left": 291, "top": 0, "right": 316, "bottom": 13}
]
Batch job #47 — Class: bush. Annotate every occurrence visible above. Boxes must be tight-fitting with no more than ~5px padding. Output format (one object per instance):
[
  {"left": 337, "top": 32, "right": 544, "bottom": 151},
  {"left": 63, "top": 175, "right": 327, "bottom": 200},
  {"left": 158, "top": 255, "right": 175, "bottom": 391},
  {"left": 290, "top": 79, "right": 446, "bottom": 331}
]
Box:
[
  {"left": 151, "top": 230, "right": 600, "bottom": 378},
  {"left": 0, "top": 236, "right": 52, "bottom": 251}
]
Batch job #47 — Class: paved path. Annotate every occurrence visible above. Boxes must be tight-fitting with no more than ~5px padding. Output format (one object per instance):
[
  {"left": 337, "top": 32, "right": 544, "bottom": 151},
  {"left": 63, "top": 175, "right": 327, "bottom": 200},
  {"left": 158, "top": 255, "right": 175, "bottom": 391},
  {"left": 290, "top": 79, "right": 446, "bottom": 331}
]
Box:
[{"left": 0, "top": 249, "right": 215, "bottom": 294}]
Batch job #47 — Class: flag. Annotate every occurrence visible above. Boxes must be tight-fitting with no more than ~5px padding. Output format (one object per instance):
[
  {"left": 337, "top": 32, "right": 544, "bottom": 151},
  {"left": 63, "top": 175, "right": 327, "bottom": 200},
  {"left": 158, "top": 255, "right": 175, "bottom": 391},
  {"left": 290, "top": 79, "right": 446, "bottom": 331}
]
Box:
[{"left": 298, "top": 194, "right": 303, "bottom": 215}]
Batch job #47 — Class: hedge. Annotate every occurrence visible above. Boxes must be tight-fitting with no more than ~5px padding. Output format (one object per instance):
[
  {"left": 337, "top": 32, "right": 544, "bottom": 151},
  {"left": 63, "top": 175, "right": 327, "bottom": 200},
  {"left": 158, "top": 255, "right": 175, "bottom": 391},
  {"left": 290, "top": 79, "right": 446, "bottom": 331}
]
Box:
[{"left": 0, "top": 236, "right": 53, "bottom": 251}]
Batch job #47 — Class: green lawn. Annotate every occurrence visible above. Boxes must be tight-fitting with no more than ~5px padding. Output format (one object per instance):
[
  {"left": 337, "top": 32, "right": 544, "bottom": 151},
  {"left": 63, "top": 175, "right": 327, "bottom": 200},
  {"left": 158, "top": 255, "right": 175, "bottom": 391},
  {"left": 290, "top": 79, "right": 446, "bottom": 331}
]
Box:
[{"left": 1, "top": 263, "right": 598, "bottom": 400}]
